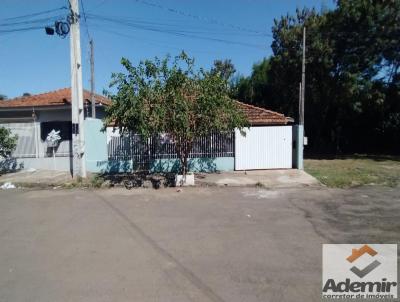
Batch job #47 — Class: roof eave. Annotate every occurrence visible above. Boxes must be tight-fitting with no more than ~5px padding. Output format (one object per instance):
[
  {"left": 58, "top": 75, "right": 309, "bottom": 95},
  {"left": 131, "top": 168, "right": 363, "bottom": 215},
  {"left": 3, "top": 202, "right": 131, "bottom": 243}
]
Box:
[
  {"left": 0, "top": 102, "right": 107, "bottom": 111},
  {"left": 249, "top": 121, "right": 288, "bottom": 126}
]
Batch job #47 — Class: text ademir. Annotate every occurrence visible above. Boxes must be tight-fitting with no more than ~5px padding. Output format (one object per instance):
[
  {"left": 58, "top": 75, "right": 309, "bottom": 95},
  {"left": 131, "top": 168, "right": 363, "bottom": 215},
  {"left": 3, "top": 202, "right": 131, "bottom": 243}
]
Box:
[{"left": 323, "top": 278, "right": 397, "bottom": 293}]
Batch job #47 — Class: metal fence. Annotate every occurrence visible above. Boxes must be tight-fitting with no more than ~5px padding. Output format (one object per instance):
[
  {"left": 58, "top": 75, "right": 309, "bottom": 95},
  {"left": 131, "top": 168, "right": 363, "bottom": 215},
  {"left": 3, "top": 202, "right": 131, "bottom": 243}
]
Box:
[{"left": 107, "top": 131, "right": 234, "bottom": 162}]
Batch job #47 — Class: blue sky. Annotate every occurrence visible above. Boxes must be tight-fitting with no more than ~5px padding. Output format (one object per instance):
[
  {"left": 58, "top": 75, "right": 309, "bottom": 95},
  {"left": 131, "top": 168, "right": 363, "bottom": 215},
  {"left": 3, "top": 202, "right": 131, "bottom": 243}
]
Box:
[{"left": 0, "top": 0, "right": 332, "bottom": 98}]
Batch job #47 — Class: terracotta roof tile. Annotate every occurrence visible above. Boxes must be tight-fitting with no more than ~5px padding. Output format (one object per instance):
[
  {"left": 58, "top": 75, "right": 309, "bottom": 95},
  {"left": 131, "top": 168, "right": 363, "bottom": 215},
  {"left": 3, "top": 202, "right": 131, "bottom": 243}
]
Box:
[
  {"left": 0, "top": 89, "right": 287, "bottom": 125},
  {"left": 107, "top": 100, "right": 288, "bottom": 127},
  {"left": 0, "top": 88, "right": 111, "bottom": 108},
  {"left": 235, "top": 101, "right": 288, "bottom": 125}
]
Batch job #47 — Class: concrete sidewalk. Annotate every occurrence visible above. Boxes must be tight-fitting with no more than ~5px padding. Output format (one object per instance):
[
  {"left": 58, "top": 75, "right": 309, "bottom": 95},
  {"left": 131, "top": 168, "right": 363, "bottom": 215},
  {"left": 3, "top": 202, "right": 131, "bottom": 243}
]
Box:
[
  {"left": 196, "top": 169, "right": 320, "bottom": 188},
  {"left": 0, "top": 169, "right": 72, "bottom": 187},
  {"left": 0, "top": 168, "right": 320, "bottom": 189}
]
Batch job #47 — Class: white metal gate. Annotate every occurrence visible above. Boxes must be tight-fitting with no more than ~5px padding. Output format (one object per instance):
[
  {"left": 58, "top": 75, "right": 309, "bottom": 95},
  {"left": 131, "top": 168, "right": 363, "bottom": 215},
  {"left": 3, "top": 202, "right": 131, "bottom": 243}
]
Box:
[{"left": 235, "top": 126, "right": 292, "bottom": 170}]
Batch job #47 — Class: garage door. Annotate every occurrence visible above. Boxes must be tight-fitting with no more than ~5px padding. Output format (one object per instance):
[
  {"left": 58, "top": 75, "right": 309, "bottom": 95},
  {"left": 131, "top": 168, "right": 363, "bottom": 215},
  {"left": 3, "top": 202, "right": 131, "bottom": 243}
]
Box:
[{"left": 235, "top": 126, "right": 292, "bottom": 170}]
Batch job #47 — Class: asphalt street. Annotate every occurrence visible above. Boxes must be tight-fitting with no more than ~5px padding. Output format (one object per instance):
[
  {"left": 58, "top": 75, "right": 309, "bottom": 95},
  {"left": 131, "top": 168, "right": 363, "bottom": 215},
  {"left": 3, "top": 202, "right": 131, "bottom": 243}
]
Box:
[{"left": 0, "top": 186, "right": 398, "bottom": 301}]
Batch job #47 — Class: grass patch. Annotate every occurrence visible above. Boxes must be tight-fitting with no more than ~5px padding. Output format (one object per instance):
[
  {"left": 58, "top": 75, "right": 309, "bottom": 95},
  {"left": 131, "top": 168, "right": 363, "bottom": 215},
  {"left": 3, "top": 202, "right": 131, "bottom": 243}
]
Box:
[
  {"left": 305, "top": 156, "right": 400, "bottom": 188},
  {"left": 90, "top": 174, "right": 105, "bottom": 188}
]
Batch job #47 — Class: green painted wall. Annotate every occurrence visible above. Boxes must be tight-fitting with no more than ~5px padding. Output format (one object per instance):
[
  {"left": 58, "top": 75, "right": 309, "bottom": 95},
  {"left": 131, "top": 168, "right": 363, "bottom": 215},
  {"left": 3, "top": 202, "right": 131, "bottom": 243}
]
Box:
[
  {"left": 84, "top": 118, "right": 108, "bottom": 173},
  {"left": 88, "top": 157, "right": 234, "bottom": 174},
  {"left": 150, "top": 157, "right": 234, "bottom": 173}
]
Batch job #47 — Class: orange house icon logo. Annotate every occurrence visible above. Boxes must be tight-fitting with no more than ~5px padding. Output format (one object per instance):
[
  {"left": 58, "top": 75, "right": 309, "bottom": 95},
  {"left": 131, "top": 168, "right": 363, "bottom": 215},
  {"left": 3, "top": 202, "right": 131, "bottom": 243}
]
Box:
[{"left": 346, "top": 245, "right": 381, "bottom": 278}]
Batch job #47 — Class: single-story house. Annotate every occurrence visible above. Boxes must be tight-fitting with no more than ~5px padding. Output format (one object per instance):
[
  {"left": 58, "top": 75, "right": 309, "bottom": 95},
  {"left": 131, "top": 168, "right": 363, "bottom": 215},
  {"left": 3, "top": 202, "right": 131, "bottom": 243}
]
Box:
[
  {"left": 0, "top": 88, "right": 110, "bottom": 171},
  {"left": 0, "top": 88, "right": 294, "bottom": 173}
]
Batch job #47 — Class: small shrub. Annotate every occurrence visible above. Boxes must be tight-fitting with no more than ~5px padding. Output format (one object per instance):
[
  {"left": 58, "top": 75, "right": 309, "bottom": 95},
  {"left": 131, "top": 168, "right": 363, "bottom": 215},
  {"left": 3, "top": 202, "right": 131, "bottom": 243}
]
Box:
[{"left": 90, "top": 174, "right": 104, "bottom": 188}]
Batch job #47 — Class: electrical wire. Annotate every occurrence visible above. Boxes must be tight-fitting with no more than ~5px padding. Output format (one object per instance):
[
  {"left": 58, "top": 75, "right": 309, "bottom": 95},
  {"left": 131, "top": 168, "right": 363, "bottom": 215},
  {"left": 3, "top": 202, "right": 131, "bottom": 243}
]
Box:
[
  {"left": 87, "top": 13, "right": 268, "bottom": 36},
  {"left": 80, "top": 0, "right": 88, "bottom": 23},
  {"left": 87, "top": 0, "right": 109, "bottom": 13},
  {"left": 90, "top": 24, "right": 248, "bottom": 55},
  {"left": 88, "top": 14, "right": 264, "bottom": 48},
  {"left": 87, "top": 14, "right": 267, "bottom": 49},
  {"left": 0, "top": 26, "right": 44, "bottom": 34},
  {"left": 0, "top": 14, "right": 67, "bottom": 38},
  {"left": 0, "top": 3, "right": 268, "bottom": 51},
  {"left": 80, "top": 0, "right": 91, "bottom": 39},
  {"left": 1, "top": 7, "right": 67, "bottom": 22},
  {"left": 131, "top": 0, "right": 268, "bottom": 35},
  {"left": 0, "top": 15, "right": 65, "bottom": 27},
  {"left": 0, "top": 7, "right": 68, "bottom": 37}
]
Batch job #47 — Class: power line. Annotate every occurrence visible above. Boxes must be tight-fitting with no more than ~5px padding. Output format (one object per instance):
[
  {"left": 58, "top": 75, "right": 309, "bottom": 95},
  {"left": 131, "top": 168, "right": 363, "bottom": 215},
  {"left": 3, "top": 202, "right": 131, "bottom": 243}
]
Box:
[
  {"left": 0, "top": 15, "right": 65, "bottom": 27},
  {"left": 80, "top": 0, "right": 91, "bottom": 39},
  {"left": 88, "top": 14, "right": 268, "bottom": 47},
  {"left": 1, "top": 7, "right": 67, "bottom": 22},
  {"left": 90, "top": 26, "right": 233, "bottom": 55},
  {"left": 87, "top": 14, "right": 267, "bottom": 49},
  {"left": 87, "top": 0, "right": 109, "bottom": 13},
  {"left": 80, "top": 0, "right": 88, "bottom": 23},
  {"left": 87, "top": 13, "right": 267, "bottom": 36},
  {"left": 0, "top": 26, "right": 44, "bottom": 34},
  {"left": 131, "top": 0, "right": 269, "bottom": 35}
]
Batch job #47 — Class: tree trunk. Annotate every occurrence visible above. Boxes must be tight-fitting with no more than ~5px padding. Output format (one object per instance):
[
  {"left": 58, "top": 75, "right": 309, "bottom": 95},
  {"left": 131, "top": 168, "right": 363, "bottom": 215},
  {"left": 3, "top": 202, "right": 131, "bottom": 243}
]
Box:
[
  {"left": 182, "top": 156, "right": 188, "bottom": 176},
  {"left": 177, "top": 140, "right": 192, "bottom": 177}
]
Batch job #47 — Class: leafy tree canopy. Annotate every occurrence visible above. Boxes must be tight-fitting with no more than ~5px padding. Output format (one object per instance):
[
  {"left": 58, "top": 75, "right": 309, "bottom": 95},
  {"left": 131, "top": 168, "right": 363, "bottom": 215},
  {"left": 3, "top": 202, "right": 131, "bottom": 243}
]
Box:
[
  {"left": 232, "top": 0, "right": 400, "bottom": 154},
  {"left": 105, "top": 52, "right": 248, "bottom": 174},
  {"left": 211, "top": 59, "right": 236, "bottom": 81}
]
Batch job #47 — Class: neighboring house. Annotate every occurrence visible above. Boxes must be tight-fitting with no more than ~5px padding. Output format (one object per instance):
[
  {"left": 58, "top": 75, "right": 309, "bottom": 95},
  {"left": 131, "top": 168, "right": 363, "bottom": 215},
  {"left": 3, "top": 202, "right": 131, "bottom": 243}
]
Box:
[
  {"left": 0, "top": 88, "right": 110, "bottom": 171},
  {"left": 0, "top": 87, "right": 293, "bottom": 173}
]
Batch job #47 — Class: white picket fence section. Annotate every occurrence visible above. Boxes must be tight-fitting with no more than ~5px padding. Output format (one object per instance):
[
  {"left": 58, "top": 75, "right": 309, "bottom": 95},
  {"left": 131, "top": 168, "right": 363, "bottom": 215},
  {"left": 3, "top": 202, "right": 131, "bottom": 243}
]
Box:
[{"left": 235, "top": 126, "right": 292, "bottom": 170}]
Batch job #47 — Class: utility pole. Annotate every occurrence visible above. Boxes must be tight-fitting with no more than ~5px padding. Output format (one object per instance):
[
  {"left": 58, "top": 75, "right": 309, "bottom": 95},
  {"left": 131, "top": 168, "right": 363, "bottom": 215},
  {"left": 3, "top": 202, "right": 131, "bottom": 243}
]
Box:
[
  {"left": 90, "top": 39, "right": 96, "bottom": 118},
  {"left": 295, "top": 27, "right": 306, "bottom": 170},
  {"left": 298, "top": 82, "right": 302, "bottom": 123},
  {"left": 69, "top": 0, "right": 87, "bottom": 178},
  {"left": 301, "top": 26, "right": 306, "bottom": 126}
]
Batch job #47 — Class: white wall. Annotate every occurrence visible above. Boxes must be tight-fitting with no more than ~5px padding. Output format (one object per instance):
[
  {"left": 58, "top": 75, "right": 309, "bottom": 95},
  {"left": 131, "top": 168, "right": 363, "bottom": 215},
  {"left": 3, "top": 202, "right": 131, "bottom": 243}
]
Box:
[{"left": 235, "top": 126, "right": 292, "bottom": 170}]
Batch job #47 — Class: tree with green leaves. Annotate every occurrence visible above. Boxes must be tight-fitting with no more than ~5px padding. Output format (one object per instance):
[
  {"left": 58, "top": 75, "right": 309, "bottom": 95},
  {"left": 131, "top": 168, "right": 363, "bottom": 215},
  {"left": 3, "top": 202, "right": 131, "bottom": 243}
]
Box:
[
  {"left": 233, "top": 0, "right": 400, "bottom": 154},
  {"left": 211, "top": 59, "right": 236, "bottom": 81},
  {"left": 0, "top": 127, "right": 17, "bottom": 158},
  {"left": 104, "top": 52, "right": 248, "bottom": 175},
  {"left": 234, "top": 58, "right": 271, "bottom": 105}
]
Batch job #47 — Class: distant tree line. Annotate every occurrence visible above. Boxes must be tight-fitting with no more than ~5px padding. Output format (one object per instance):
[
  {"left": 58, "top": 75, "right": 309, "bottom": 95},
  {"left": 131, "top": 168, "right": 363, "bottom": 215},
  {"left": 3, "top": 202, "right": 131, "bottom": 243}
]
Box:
[{"left": 231, "top": 0, "right": 400, "bottom": 155}]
